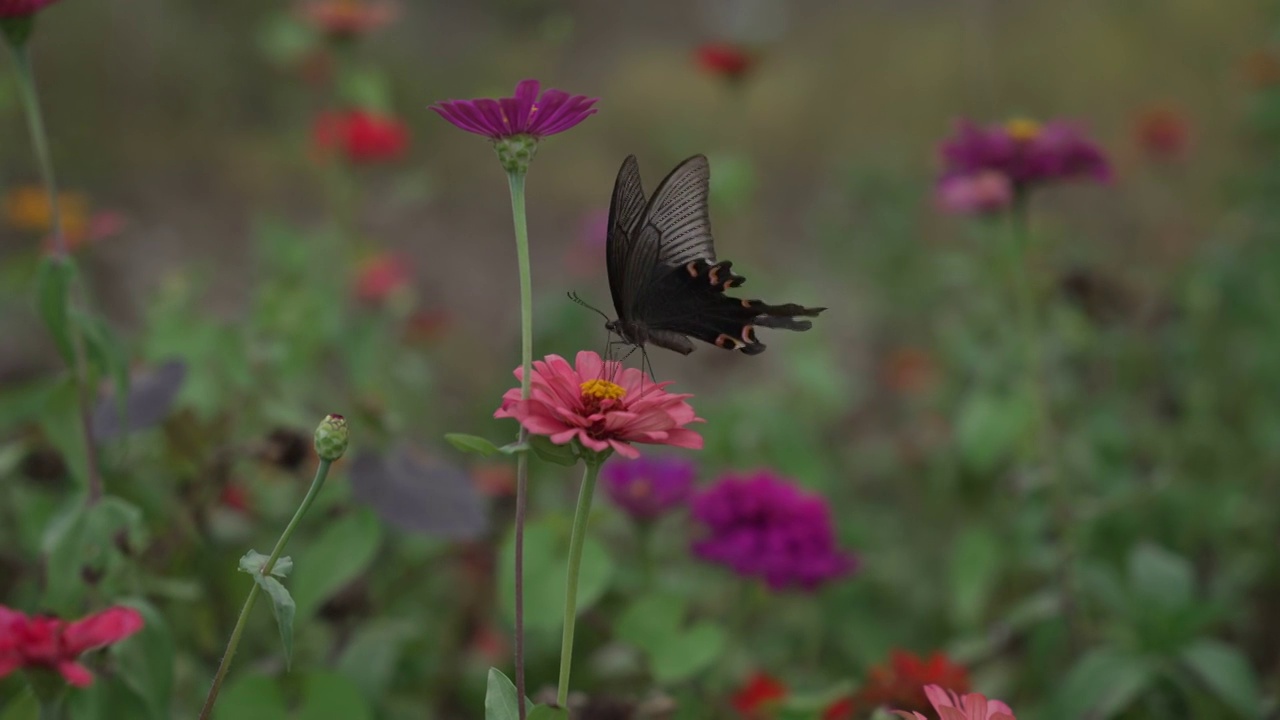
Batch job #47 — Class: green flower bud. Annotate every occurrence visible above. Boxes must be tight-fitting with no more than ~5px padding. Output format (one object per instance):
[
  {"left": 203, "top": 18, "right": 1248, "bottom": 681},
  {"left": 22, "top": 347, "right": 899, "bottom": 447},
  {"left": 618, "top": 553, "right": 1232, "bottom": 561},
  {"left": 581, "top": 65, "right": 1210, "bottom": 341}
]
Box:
[
  {"left": 314, "top": 414, "right": 348, "bottom": 461},
  {"left": 494, "top": 134, "right": 538, "bottom": 175}
]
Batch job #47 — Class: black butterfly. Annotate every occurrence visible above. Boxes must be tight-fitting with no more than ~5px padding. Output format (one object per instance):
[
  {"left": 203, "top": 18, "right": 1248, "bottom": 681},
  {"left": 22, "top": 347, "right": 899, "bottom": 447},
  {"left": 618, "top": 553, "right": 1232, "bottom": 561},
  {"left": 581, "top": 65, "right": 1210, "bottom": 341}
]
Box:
[{"left": 603, "top": 154, "right": 824, "bottom": 356}]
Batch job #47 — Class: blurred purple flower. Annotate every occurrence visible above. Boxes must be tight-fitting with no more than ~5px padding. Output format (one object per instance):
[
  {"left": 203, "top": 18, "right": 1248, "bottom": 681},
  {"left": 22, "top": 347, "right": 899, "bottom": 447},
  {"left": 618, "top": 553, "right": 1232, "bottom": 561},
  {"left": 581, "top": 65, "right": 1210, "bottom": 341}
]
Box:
[
  {"left": 0, "top": 0, "right": 59, "bottom": 18},
  {"left": 936, "top": 171, "right": 1013, "bottom": 215},
  {"left": 938, "top": 118, "right": 1111, "bottom": 200},
  {"left": 602, "top": 456, "right": 697, "bottom": 522},
  {"left": 430, "top": 79, "right": 598, "bottom": 141},
  {"left": 690, "top": 470, "right": 856, "bottom": 591}
]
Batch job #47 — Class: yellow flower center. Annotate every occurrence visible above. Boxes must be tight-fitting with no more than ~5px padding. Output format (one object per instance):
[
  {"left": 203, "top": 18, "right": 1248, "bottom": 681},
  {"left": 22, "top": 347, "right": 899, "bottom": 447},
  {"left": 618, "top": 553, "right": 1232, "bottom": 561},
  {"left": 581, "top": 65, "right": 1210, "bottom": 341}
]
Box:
[
  {"left": 1006, "top": 117, "right": 1042, "bottom": 141},
  {"left": 580, "top": 379, "right": 626, "bottom": 401},
  {"left": 628, "top": 479, "right": 652, "bottom": 498}
]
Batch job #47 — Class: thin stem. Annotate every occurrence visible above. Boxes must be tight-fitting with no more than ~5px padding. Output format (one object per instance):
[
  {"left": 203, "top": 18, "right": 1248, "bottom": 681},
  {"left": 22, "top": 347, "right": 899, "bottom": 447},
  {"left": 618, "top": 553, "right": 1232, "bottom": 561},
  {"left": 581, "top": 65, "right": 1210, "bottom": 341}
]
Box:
[
  {"left": 198, "top": 459, "right": 334, "bottom": 720},
  {"left": 505, "top": 170, "right": 533, "bottom": 720},
  {"left": 8, "top": 40, "right": 104, "bottom": 505},
  {"left": 557, "top": 458, "right": 603, "bottom": 707}
]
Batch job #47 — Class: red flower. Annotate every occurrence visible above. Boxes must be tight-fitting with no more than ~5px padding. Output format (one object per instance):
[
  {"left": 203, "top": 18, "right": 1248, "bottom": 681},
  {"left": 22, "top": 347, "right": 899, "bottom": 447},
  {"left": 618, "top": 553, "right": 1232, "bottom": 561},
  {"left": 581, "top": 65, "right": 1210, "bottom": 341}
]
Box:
[
  {"left": 313, "top": 109, "right": 410, "bottom": 164},
  {"left": 732, "top": 673, "right": 787, "bottom": 718},
  {"left": 855, "top": 651, "right": 970, "bottom": 715},
  {"left": 354, "top": 252, "right": 411, "bottom": 304},
  {"left": 494, "top": 351, "right": 703, "bottom": 460},
  {"left": 0, "top": 0, "right": 60, "bottom": 18},
  {"left": 894, "top": 685, "right": 1015, "bottom": 720},
  {"left": 1133, "top": 105, "right": 1190, "bottom": 160},
  {"left": 822, "top": 696, "right": 855, "bottom": 720},
  {"left": 696, "top": 42, "right": 755, "bottom": 81},
  {"left": 298, "top": 0, "right": 396, "bottom": 40},
  {"left": 0, "top": 605, "right": 144, "bottom": 687}
]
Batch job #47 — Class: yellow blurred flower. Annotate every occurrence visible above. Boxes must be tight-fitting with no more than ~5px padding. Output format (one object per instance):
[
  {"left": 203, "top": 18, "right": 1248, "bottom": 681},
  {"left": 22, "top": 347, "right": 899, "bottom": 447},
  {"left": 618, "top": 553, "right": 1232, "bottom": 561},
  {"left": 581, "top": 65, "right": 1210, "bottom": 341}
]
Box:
[{"left": 3, "top": 185, "right": 123, "bottom": 251}]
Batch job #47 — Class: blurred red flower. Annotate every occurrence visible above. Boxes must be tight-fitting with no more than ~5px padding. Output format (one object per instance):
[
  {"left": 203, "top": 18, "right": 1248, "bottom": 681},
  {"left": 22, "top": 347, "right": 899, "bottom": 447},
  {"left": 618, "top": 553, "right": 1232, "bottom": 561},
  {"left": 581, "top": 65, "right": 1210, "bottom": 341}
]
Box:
[
  {"left": 1242, "top": 49, "right": 1280, "bottom": 89},
  {"left": 732, "top": 672, "right": 787, "bottom": 718},
  {"left": 298, "top": 0, "right": 396, "bottom": 40},
  {"left": 695, "top": 42, "right": 755, "bottom": 81},
  {"left": 354, "top": 252, "right": 411, "bottom": 304},
  {"left": 313, "top": 109, "right": 410, "bottom": 164},
  {"left": 881, "top": 347, "right": 938, "bottom": 396},
  {"left": 855, "top": 651, "right": 970, "bottom": 715},
  {"left": 1133, "top": 105, "right": 1190, "bottom": 160},
  {"left": 219, "top": 484, "right": 251, "bottom": 514},
  {"left": 0, "top": 0, "right": 60, "bottom": 18},
  {"left": 0, "top": 605, "right": 143, "bottom": 687}
]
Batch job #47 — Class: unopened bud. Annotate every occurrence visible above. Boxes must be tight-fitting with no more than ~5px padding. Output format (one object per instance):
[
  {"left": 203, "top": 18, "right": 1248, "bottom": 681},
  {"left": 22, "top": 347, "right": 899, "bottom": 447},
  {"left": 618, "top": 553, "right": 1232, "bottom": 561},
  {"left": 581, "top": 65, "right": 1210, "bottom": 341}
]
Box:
[{"left": 314, "top": 414, "right": 349, "bottom": 461}]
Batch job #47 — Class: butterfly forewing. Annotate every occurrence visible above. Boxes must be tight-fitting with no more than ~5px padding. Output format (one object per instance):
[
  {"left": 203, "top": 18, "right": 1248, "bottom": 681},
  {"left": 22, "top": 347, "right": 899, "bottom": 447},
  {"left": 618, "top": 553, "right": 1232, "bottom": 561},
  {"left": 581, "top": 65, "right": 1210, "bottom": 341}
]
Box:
[
  {"left": 640, "top": 155, "right": 717, "bottom": 268},
  {"left": 606, "top": 155, "right": 648, "bottom": 320}
]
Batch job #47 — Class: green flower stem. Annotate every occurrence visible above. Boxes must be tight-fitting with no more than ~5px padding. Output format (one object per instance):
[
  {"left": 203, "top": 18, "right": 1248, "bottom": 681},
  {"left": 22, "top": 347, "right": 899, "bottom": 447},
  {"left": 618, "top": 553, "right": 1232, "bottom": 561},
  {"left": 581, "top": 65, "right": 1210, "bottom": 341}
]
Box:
[
  {"left": 26, "top": 670, "right": 66, "bottom": 720},
  {"left": 1006, "top": 195, "right": 1075, "bottom": 635},
  {"left": 198, "top": 458, "right": 333, "bottom": 720},
  {"left": 7, "top": 38, "right": 104, "bottom": 505},
  {"left": 505, "top": 169, "right": 534, "bottom": 720},
  {"left": 557, "top": 457, "right": 604, "bottom": 707}
]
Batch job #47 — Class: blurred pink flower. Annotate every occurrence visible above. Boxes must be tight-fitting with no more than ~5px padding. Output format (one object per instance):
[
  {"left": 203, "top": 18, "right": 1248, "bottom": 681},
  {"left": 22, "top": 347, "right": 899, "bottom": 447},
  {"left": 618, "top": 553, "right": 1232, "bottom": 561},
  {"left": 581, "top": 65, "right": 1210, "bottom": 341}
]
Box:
[
  {"left": 695, "top": 42, "right": 756, "bottom": 81},
  {"left": 431, "top": 79, "right": 598, "bottom": 141},
  {"left": 935, "top": 171, "right": 1012, "bottom": 215},
  {"left": 0, "top": 0, "right": 60, "bottom": 18},
  {"left": 893, "top": 685, "right": 1015, "bottom": 720},
  {"left": 564, "top": 208, "right": 609, "bottom": 275},
  {"left": 354, "top": 252, "right": 411, "bottom": 304},
  {"left": 313, "top": 109, "right": 410, "bottom": 164},
  {"left": 0, "top": 605, "right": 144, "bottom": 687},
  {"left": 494, "top": 351, "right": 703, "bottom": 459}
]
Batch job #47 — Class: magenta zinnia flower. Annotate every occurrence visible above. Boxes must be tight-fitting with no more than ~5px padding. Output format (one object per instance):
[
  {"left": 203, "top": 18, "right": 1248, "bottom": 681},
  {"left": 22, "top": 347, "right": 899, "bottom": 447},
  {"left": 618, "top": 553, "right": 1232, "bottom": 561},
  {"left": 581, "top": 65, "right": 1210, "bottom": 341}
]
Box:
[
  {"left": 691, "top": 471, "right": 856, "bottom": 591},
  {"left": 893, "top": 685, "right": 1015, "bottom": 720},
  {"left": 602, "top": 456, "right": 697, "bottom": 521},
  {"left": 430, "top": 79, "right": 598, "bottom": 141},
  {"left": 938, "top": 118, "right": 1110, "bottom": 201},
  {"left": 0, "top": 605, "right": 144, "bottom": 687},
  {"left": 495, "top": 351, "right": 703, "bottom": 460},
  {"left": 0, "top": 0, "right": 59, "bottom": 17}
]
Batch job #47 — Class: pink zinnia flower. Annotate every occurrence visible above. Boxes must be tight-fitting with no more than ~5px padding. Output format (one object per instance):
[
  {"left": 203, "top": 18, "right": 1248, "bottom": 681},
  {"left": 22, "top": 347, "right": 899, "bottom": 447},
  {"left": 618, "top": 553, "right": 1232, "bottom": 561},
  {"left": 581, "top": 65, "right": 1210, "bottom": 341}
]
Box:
[
  {"left": 893, "top": 685, "right": 1015, "bottom": 720},
  {"left": 936, "top": 171, "right": 1013, "bottom": 215},
  {"left": 494, "top": 351, "right": 703, "bottom": 460},
  {"left": 939, "top": 117, "right": 1111, "bottom": 194},
  {"left": 0, "top": 605, "right": 144, "bottom": 687},
  {"left": 313, "top": 109, "right": 410, "bottom": 164},
  {"left": 430, "top": 79, "right": 598, "bottom": 141},
  {"left": 0, "top": 0, "right": 59, "bottom": 18}
]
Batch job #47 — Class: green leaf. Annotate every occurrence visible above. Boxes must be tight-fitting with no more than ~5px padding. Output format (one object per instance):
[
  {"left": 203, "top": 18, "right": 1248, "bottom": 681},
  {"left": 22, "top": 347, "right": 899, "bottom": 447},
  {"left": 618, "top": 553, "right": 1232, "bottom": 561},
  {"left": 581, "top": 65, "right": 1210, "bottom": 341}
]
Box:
[
  {"left": 42, "top": 496, "right": 144, "bottom": 613},
  {"left": 238, "top": 549, "right": 292, "bottom": 578},
  {"left": 528, "top": 435, "right": 578, "bottom": 466},
  {"left": 0, "top": 688, "right": 37, "bottom": 720},
  {"left": 955, "top": 390, "right": 1033, "bottom": 474},
  {"left": 75, "top": 310, "right": 129, "bottom": 427},
  {"left": 650, "top": 622, "right": 727, "bottom": 683},
  {"left": 35, "top": 256, "right": 75, "bottom": 362},
  {"left": 65, "top": 675, "right": 151, "bottom": 720},
  {"left": 291, "top": 508, "right": 382, "bottom": 619},
  {"left": 297, "top": 671, "right": 373, "bottom": 720},
  {"left": 949, "top": 527, "right": 1001, "bottom": 628},
  {"left": 616, "top": 594, "right": 685, "bottom": 649},
  {"left": 252, "top": 573, "right": 296, "bottom": 669},
  {"left": 1179, "top": 639, "right": 1261, "bottom": 718},
  {"left": 1128, "top": 543, "right": 1193, "bottom": 610},
  {"left": 1054, "top": 647, "right": 1154, "bottom": 720},
  {"left": 213, "top": 674, "right": 287, "bottom": 720},
  {"left": 498, "top": 517, "right": 613, "bottom": 632},
  {"left": 445, "top": 433, "right": 503, "bottom": 457},
  {"left": 484, "top": 668, "right": 528, "bottom": 720},
  {"left": 114, "top": 599, "right": 175, "bottom": 720},
  {"left": 336, "top": 619, "right": 420, "bottom": 702},
  {"left": 36, "top": 376, "right": 89, "bottom": 490},
  {"left": 528, "top": 706, "right": 569, "bottom": 720}
]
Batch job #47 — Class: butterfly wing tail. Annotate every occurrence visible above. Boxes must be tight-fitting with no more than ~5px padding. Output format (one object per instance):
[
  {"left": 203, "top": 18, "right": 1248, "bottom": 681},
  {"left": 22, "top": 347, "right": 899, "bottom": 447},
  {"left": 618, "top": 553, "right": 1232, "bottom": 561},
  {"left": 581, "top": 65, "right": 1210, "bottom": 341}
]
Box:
[{"left": 749, "top": 301, "right": 826, "bottom": 332}]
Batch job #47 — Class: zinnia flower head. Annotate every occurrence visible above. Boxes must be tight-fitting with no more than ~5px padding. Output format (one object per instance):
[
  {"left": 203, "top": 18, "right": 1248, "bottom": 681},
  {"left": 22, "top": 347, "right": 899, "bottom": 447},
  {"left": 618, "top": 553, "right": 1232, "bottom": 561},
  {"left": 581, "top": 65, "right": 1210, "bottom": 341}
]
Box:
[
  {"left": 938, "top": 117, "right": 1111, "bottom": 195},
  {"left": 430, "top": 80, "right": 597, "bottom": 174},
  {"left": 0, "top": 0, "right": 59, "bottom": 18},
  {"left": 854, "top": 651, "right": 971, "bottom": 715},
  {"left": 494, "top": 351, "right": 703, "bottom": 460},
  {"left": 894, "top": 685, "right": 1015, "bottom": 720},
  {"left": 1133, "top": 105, "right": 1190, "bottom": 160},
  {"left": 0, "top": 605, "right": 144, "bottom": 687},
  {"left": 602, "top": 455, "right": 697, "bottom": 521},
  {"left": 731, "top": 672, "right": 787, "bottom": 718},
  {"left": 298, "top": 0, "right": 396, "bottom": 40},
  {"left": 695, "top": 42, "right": 755, "bottom": 81},
  {"left": 691, "top": 471, "right": 856, "bottom": 591},
  {"left": 313, "top": 109, "right": 410, "bottom": 164}
]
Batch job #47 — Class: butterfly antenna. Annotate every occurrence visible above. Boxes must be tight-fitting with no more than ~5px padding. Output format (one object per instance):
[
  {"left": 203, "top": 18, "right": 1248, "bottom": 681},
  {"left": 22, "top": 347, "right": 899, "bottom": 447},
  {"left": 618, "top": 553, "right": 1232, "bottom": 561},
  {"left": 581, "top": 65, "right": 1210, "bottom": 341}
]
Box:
[
  {"left": 640, "top": 347, "right": 658, "bottom": 396},
  {"left": 567, "top": 291, "right": 612, "bottom": 323}
]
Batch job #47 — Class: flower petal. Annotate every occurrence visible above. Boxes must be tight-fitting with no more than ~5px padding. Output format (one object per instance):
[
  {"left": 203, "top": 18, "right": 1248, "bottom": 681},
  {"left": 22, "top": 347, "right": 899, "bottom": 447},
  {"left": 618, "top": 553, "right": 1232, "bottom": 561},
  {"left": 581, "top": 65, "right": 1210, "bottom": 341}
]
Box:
[{"left": 62, "top": 606, "right": 144, "bottom": 654}]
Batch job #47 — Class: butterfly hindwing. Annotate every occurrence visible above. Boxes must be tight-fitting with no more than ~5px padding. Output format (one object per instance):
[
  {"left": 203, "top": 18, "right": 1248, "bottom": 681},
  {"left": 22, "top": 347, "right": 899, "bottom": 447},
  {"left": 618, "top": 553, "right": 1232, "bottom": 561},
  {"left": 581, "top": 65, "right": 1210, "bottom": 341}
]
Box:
[{"left": 640, "top": 154, "right": 716, "bottom": 267}]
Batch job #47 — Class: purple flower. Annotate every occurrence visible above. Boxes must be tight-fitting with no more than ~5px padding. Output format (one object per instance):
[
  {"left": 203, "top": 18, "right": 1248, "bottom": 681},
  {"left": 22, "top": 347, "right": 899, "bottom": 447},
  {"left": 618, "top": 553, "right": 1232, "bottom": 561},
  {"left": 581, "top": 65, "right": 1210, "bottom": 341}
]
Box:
[
  {"left": 938, "top": 118, "right": 1111, "bottom": 198},
  {"left": 602, "top": 456, "right": 697, "bottom": 521},
  {"left": 936, "top": 171, "right": 1013, "bottom": 215},
  {"left": 690, "top": 471, "right": 856, "bottom": 592},
  {"left": 430, "top": 79, "right": 598, "bottom": 141}
]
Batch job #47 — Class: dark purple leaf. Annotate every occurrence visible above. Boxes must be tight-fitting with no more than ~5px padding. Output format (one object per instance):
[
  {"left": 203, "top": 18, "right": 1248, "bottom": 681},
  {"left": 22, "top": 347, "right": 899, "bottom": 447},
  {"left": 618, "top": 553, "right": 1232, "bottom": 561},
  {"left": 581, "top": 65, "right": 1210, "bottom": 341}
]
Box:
[
  {"left": 349, "top": 444, "right": 489, "bottom": 540},
  {"left": 91, "top": 359, "right": 187, "bottom": 442}
]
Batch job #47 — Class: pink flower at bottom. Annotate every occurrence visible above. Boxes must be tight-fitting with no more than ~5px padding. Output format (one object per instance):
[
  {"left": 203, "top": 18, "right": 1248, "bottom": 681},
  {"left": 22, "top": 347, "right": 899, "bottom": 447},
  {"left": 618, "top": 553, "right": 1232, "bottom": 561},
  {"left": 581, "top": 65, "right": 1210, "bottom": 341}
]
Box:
[
  {"left": 494, "top": 351, "right": 703, "bottom": 459},
  {"left": 0, "top": 605, "right": 144, "bottom": 687},
  {"left": 894, "top": 685, "right": 1015, "bottom": 720}
]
